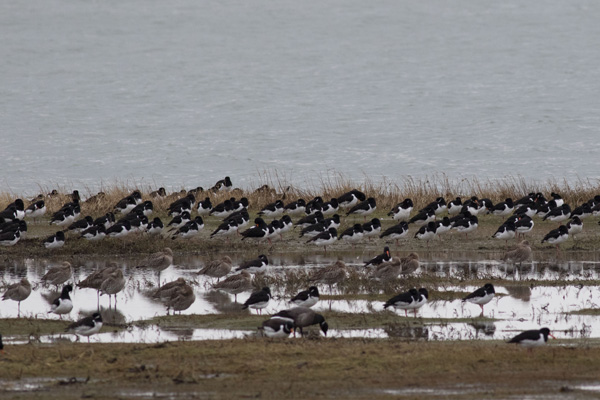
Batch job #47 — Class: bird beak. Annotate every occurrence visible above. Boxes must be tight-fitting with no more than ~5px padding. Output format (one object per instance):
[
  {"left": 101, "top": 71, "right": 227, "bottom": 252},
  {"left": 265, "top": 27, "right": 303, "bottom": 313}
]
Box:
[
  {"left": 290, "top": 328, "right": 294, "bottom": 334},
  {"left": 549, "top": 334, "right": 556, "bottom": 339}
]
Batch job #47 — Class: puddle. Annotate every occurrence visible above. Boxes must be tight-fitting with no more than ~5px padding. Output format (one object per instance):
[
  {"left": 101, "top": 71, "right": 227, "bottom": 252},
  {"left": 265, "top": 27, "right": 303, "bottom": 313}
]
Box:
[{"left": 2, "top": 254, "right": 600, "bottom": 343}]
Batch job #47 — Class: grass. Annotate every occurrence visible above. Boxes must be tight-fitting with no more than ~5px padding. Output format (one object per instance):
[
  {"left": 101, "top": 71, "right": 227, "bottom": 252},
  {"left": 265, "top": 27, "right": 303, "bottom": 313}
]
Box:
[{"left": 1, "top": 339, "right": 600, "bottom": 399}]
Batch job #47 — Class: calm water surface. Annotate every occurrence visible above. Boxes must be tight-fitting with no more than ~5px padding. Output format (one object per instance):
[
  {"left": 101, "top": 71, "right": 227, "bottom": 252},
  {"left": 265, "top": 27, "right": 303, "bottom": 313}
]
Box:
[{"left": 1, "top": 1, "right": 600, "bottom": 194}]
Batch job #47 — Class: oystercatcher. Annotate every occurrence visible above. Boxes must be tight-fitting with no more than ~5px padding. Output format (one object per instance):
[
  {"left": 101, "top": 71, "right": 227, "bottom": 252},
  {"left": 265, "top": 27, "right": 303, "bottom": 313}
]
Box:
[
  {"left": 362, "top": 218, "right": 381, "bottom": 239},
  {"left": 306, "top": 228, "right": 338, "bottom": 252},
  {"left": 196, "top": 197, "right": 213, "bottom": 215},
  {"left": 388, "top": 198, "right": 413, "bottom": 221},
  {"left": 261, "top": 319, "right": 294, "bottom": 338},
  {"left": 290, "top": 286, "right": 319, "bottom": 308},
  {"left": 49, "top": 284, "right": 73, "bottom": 318},
  {"left": 463, "top": 283, "right": 495, "bottom": 314},
  {"left": 258, "top": 200, "right": 284, "bottom": 218},
  {"left": 364, "top": 246, "right": 391, "bottom": 267},
  {"left": 379, "top": 221, "right": 409, "bottom": 246},
  {"left": 346, "top": 197, "right": 376, "bottom": 220},
  {"left": 383, "top": 288, "right": 419, "bottom": 317},
  {"left": 447, "top": 197, "right": 463, "bottom": 216},
  {"left": 66, "top": 312, "right": 103, "bottom": 342},
  {"left": 241, "top": 218, "right": 269, "bottom": 241},
  {"left": 408, "top": 207, "right": 435, "bottom": 227},
  {"left": 235, "top": 254, "right": 269, "bottom": 274},
  {"left": 491, "top": 198, "right": 514, "bottom": 216},
  {"left": 414, "top": 221, "right": 437, "bottom": 246},
  {"left": 420, "top": 197, "right": 447, "bottom": 215},
  {"left": 336, "top": 189, "right": 366, "bottom": 209},
  {"left": 81, "top": 225, "right": 107, "bottom": 241},
  {"left": 283, "top": 199, "right": 306, "bottom": 216},
  {"left": 543, "top": 204, "right": 571, "bottom": 223},
  {"left": 541, "top": 225, "right": 569, "bottom": 251},
  {"left": 43, "top": 231, "right": 65, "bottom": 249},
  {"left": 242, "top": 287, "right": 272, "bottom": 315},
  {"left": 339, "top": 223, "right": 364, "bottom": 245},
  {"left": 507, "top": 327, "right": 555, "bottom": 349}
]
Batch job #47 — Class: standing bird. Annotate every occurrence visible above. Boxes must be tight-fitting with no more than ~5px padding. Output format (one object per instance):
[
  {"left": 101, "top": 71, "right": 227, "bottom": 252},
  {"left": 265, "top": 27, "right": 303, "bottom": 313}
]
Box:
[
  {"left": 290, "top": 286, "right": 320, "bottom": 308},
  {"left": 271, "top": 307, "right": 328, "bottom": 337},
  {"left": 414, "top": 221, "right": 437, "bottom": 246},
  {"left": 383, "top": 288, "right": 420, "bottom": 317},
  {"left": 338, "top": 223, "right": 364, "bottom": 247},
  {"left": 136, "top": 247, "right": 174, "bottom": 287},
  {"left": 48, "top": 284, "right": 74, "bottom": 319},
  {"left": 388, "top": 198, "right": 414, "bottom": 221},
  {"left": 364, "top": 246, "right": 391, "bottom": 267},
  {"left": 447, "top": 197, "right": 463, "bottom": 216},
  {"left": 336, "top": 189, "right": 366, "bottom": 210},
  {"left": 492, "top": 221, "right": 516, "bottom": 247},
  {"left": 567, "top": 216, "right": 583, "bottom": 240},
  {"left": 235, "top": 254, "right": 269, "bottom": 274},
  {"left": 379, "top": 221, "right": 409, "bottom": 246},
  {"left": 502, "top": 240, "right": 532, "bottom": 265},
  {"left": 507, "top": 327, "right": 555, "bottom": 350},
  {"left": 41, "top": 261, "right": 73, "bottom": 288},
  {"left": 306, "top": 228, "right": 338, "bottom": 252},
  {"left": 66, "top": 312, "right": 103, "bottom": 343},
  {"left": 261, "top": 319, "right": 294, "bottom": 338},
  {"left": 308, "top": 260, "right": 348, "bottom": 294},
  {"left": 241, "top": 218, "right": 269, "bottom": 242},
  {"left": 462, "top": 283, "right": 495, "bottom": 315},
  {"left": 370, "top": 258, "right": 402, "bottom": 281},
  {"left": 491, "top": 198, "right": 514, "bottom": 216},
  {"left": 78, "top": 262, "right": 120, "bottom": 309},
  {"left": 283, "top": 199, "right": 306, "bottom": 216},
  {"left": 212, "top": 270, "right": 253, "bottom": 302},
  {"left": 2, "top": 278, "right": 32, "bottom": 317},
  {"left": 346, "top": 197, "right": 377, "bottom": 221},
  {"left": 100, "top": 269, "right": 126, "bottom": 309},
  {"left": 25, "top": 200, "right": 46, "bottom": 222},
  {"left": 361, "top": 218, "right": 381, "bottom": 240},
  {"left": 408, "top": 207, "right": 435, "bottom": 227},
  {"left": 242, "top": 287, "right": 272, "bottom": 315},
  {"left": 153, "top": 279, "right": 196, "bottom": 315},
  {"left": 258, "top": 200, "right": 285, "bottom": 218},
  {"left": 541, "top": 225, "right": 569, "bottom": 252},
  {"left": 198, "top": 256, "right": 233, "bottom": 282}
]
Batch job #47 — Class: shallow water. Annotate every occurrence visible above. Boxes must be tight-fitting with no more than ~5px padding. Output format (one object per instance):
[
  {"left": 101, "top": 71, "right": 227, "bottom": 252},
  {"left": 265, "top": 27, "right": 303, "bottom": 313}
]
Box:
[
  {"left": 2, "top": 0, "right": 600, "bottom": 194},
  {"left": 2, "top": 254, "right": 600, "bottom": 344}
]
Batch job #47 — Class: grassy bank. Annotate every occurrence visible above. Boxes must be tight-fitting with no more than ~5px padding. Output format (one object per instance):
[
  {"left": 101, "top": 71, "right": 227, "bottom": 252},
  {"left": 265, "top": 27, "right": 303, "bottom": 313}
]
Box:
[{"left": 1, "top": 339, "right": 599, "bottom": 399}]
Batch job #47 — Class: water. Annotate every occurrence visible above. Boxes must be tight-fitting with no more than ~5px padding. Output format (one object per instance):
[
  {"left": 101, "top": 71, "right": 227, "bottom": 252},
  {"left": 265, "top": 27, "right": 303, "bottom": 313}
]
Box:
[
  {"left": 1, "top": 0, "right": 600, "bottom": 195},
  {"left": 2, "top": 254, "right": 600, "bottom": 344}
]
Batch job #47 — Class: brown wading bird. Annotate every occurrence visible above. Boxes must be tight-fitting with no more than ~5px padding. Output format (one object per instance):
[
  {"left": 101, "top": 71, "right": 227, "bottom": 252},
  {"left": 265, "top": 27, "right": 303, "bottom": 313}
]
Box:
[
  {"left": 152, "top": 278, "right": 196, "bottom": 315},
  {"left": 100, "top": 269, "right": 126, "bottom": 309},
  {"left": 370, "top": 258, "right": 402, "bottom": 281},
  {"left": 212, "top": 270, "right": 253, "bottom": 302},
  {"left": 502, "top": 240, "right": 532, "bottom": 265},
  {"left": 78, "top": 262, "right": 120, "bottom": 310},
  {"left": 136, "top": 247, "right": 174, "bottom": 287},
  {"left": 400, "top": 252, "right": 420, "bottom": 275},
  {"left": 198, "top": 256, "right": 233, "bottom": 282},
  {"left": 41, "top": 261, "right": 73, "bottom": 289},
  {"left": 2, "top": 278, "right": 32, "bottom": 317},
  {"left": 308, "top": 260, "right": 348, "bottom": 295}
]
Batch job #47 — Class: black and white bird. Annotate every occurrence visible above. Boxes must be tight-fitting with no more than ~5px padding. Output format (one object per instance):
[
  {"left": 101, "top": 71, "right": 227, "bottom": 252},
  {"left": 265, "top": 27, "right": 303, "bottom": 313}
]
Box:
[
  {"left": 435, "top": 217, "right": 452, "bottom": 238},
  {"left": 261, "top": 319, "right": 294, "bottom": 338},
  {"left": 306, "top": 228, "right": 338, "bottom": 252},
  {"left": 414, "top": 221, "right": 437, "bottom": 245},
  {"left": 515, "top": 215, "right": 534, "bottom": 237},
  {"left": 270, "top": 307, "right": 328, "bottom": 337},
  {"left": 388, "top": 198, "right": 414, "bottom": 221},
  {"left": 550, "top": 192, "right": 564, "bottom": 207},
  {"left": 172, "top": 217, "right": 203, "bottom": 239},
  {"left": 420, "top": 197, "right": 447, "bottom": 215},
  {"left": 277, "top": 215, "right": 293, "bottom": 238},
  {"left": 570, "top": 203, "right": 592, "bottom": 220},
  {"left": 48, "top": 284, "right": 73, "bottom": 318},
  {"left": 567, "top": 216, "right": 583, "bottom": 239},
  {"left": 362, "top": 218, "right": 381, "bottom": 239},
  {"left": 130, "top": 200, "right": 154, "bottom": 217},
  {"left": 265, "top": 219, "right": 282, "bottom": 244},
  {"left": 66, "top": 312, "right": 103, "bottom": 342},
  {"left": 492, "top": 221, "right": 516, "bottom": 245},
  {"left": 50, "top": 206, "right": 79, "bottom": 227},
  {"left": 167, "top": 211, "right": 191, "bottom": 229},
  {"left": 241, "top": 218, "right": 269, "bottom": 241},
  {"left": 66, "top": 216, "right": 94, "bottom": 233},
  {"left": 379, "top": 221, "right": 409, "bottom": 246},
  {"left": 383, "top": 288, "right": 419, "bottom": 317},
  {"left": 235, "top": 254, "right": 269, "bottom": 274},
  {"left": 491, "top": 198, "right": 514, "bottom": 216},
  {"left": 305, "top": 196, "right": 324, "bottom": 216},
  {"left": 321, "top": 198, "right": 339, "bottom": 216},
  {"left": 290, "top": 286, "right": 320, "bottom": 308},
  {"left": 231, "top": 197, "right": 249, "bottom": 213},
  {"left": 258, "top": 200, "right": 285, "bottom": 218},
  {"left": 211, "top": 219, "right": 239, "bottom": 239},
  {"left": 211, "top": 176, "right": 233, "bottom": 192},
  {"left": 346, "top": 197, "right": 377, "bottom": 220},
  {"left": 408, "top": 207, "right": 435, "bottom": 227},
  {"left": 452, "top": 214, "right": 478, "bottom": 238},
  {"left": 25, "top": 200, "right": 46, "bottom": 222},
  {"left": 543, "top": 204, "right": 571, "bottom": 223},
  {"left": 93, "top": 212, "right": 115, "bottom": 230},
  {"left": 541, "top": 225, "right": 569, "bottom": 251},
  {"left": 114, "top": 194, "right": 138, "bottom": 214},
  {"left": 283, "top": 199, "right": 306, "bottom": 216},
  {"left": 0, "top": 229, "right": 21, "bottom": 246},
  {"left": 339, "top": 223, "right": 364, "bottom": 245},
  {"left": 106, "top": 220, "right": 132, "bottom": 238},
  {"left": 196, "top": 197, "right": 213, "bottom": 216},
  {"left": 5, "top": 199, "right": 25, "bottom": 220},
  {"left": 447, "top": 197, "right": 463, "bottom": 216},
  {"left": 81, "top": 225, "right": 107, "bottom": 241},
  {"left": 336, "top": 189, "right": 366, "bottom": 209},
  {"left": 43, "top": 231, "right": 65, "bottom": 249},
  {"left": 515, "top": 202, "right": 538, "bottom": 218},
  {"left": 507, "top": 327, "right": 555, "bottom": 349},
  {"left": 295, "top": 211, "right": 324, "bottom": 229},
  {"left": 462, "top": 283, "right": 495, "bottom": 315},
  {"left": 168, "top": 194, "right": 195, "bottom": 217},
  {"left": 364, "top": 246, "right": 391, "bottom": 267},
  {"left": 147, "top": 217, "right": 164, "bottom": 235},
  {"left": 242, "top": 287, "right": 272, "bottom": 315}
]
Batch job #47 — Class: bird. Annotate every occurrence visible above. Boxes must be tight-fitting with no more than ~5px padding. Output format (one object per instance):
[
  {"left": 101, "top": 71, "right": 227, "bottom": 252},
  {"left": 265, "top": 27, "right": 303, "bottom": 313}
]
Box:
[
  {"left": 66, "top": 312, "right": 103, "bottom": 342},
  {"left": 130, "top": 200, "right": 154, "bottom": 217},
  {"left": 0, "top": 229, "right": 21, "bottom": 246},
  {"left": 306, "top": 228, "right": 337, "bottom": 252},
  {"left": 168, "top": 194, "right": 195, "bottom": 217},
  {"left": 2, "top": 278, "right": 32, "bottom": 317},
  {"left": 106, "top": 220, "right": 132, "bottom": 238},
  {"left": 308, "top": 260, "right": 347, "bottom": 294},
  {"left": 261, "top": 319, "right": 294, "bottom": 338},
  {"left": 277, "top": 215, "right": 293, "bottom": 239},
  {"left": 502, "top": 240, "right": 532, "bottom": 265},
  {"left": 295, "top": 212, "right": 324, "bottom": 229},
  {"left": 463, "top": 283, "right": 495, "bottom": 315},
  {"left": 41, "top": 261, "right": 73, "bottom": 288},
  {"left": 361, "top": 218, "right": 381, "bottom": 239},
  {"left": 150, "top": 187, "right": 167, "bottom": 198},
  {"left": 383, "top": 288, "right": 420, "bottom": 317},
  {"left": 414, "top": 221, "right": 437, "bottom": 245},
  {"left": 364, "top": 246, "right": 391, "bottom": 267},
  {"left": 209, "top": 199, "right": 233, "bottom": 218},
  {"left": 25, "top": 200, "right": 46, "bottom": 222},
  {"left": 242, "top": 287, "right": 272, "bottom": 315},
  {"left": 235, "top": 254, "right": 269, "bottom": 274},
  {"left": 388, "top": 198, "right": 414, "bottom": 221},
  {"left": 258, "top": 200, "right": 285, "bottom": 218},
  {"left": 167, "top": 211, "right": 191, "bottom": 229},
  {"left": 81, "top": 225, "right": 107, "bottom": 241},
  {"left": 198, "top": 256, "right": 233, "bottom": 281},
  {"left": 93, "top": 212, "right": 115, "bottom": 230},
  {"left": 370, "top": 258, "right": 402, "bottom": 281},
  {"left": 212, "top": 270, "right": 253, "bottom": 302},
  {"left": 171, "top": 217, "right": 203, "bottom": 239},
  {"left": 515, "top": 215, "right": 534, "bottom": 237},
  {"left": 507, "top": 327, "right": 555, "bottom": 349},
  {"left": 567, "top": 216, "right": 583, "bottom": 240},
  {"left": 196, "top": 197, "right": 213, "bottom": 216},
  {"left": 452, "top": 213, "right": 478, "bottom": 238},
  {"left": 290, "top": 286, "right": 320, "bottom": 308},
  {"left": 339, "top": 223, "right": 364, "bottom": 246},
  {"left": 379, "top": 222, "right": 409, "bottom": 246},
  {"left": 49, "top": 205, "right": 79, "bottom": 227},
  {"left": 420, "top": 197, "right": 447, "bottom": 215},
  {"left": 152, "top": 279, "right": 196, "bottom": 315},
  {"left": 543, "top": 204, "right": 571, "bottom": 223},
  {"left": 320, "top": 198, "right": 339, "bottom": 216},
  {"left": 211, "top": 176, "right": 233, "bottom": 192},
  {"left": 240, "top": 218, "right": 269, "bottom": 242},
  {"left": 336, "top": 189, "right": 366, "bottom": 209},
  {"left": 100, "top": 269, "right": 126, "bottom": 309},
  {"left": 413, "top": 288, "right": 429, "bottom": 317},
  {"left": 283, "top": 199, "right": 306, "bottom": 216},
  {"left": 114, "top": 193, "right": 138, "bottom": 214},
  {"left": 78, "top": 262, "right": 120, "bottom": 308},
  {"left": 136, "top": 247, "right": 174, "bottom": 287},
  {"left": 570, "top": 203, "right": 592, "bottom": 220},
  {"left": 492, "top": 221, "right": 516, "bottom": 246},
  {"left": 271, "top": 307, "right": 328, "bottom": 337},
  {"left": 447, "top": 197, "right": 463, "bottom": 215},
  {"left": 541, "top": 225, "right": 569, "bottom": 251},
  {"left": 66, "top": 216, "right": 94, "bottom": 233},
  {"left": 408, "top": 207, "right": 435, "bottom": 227},
  {"left": 43, "top": 231, "right": 66, "bottom": 249},
  {"left": 435, "top": 217, "right": 452, "bottom": 238},
  {"left": 48, "top": 284, "right": 73, "bottom": 318},
  {"left": 5, "top": 199, "right": 25, "bottom": 220},
  {"left": 490, "top": 198, "right": 514, "bottom": 216},
  {"left": 210, "top": 219, "right": 240, "bottom": 239},
  {"left": 147, "top": 217, "right": 164, "bottom": 235},
  {"left": 346, "top": 197, "right": 376, "bottom": 220},
  {"left": 400, "top": 253, "right": 421, "bottom": 275}
]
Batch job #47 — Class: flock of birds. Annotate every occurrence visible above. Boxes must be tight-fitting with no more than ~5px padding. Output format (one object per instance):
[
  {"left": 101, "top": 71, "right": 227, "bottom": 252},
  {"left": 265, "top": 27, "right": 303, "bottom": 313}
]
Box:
[{"left": 2, "top": 178, "right": 587, "bottom": 347}]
